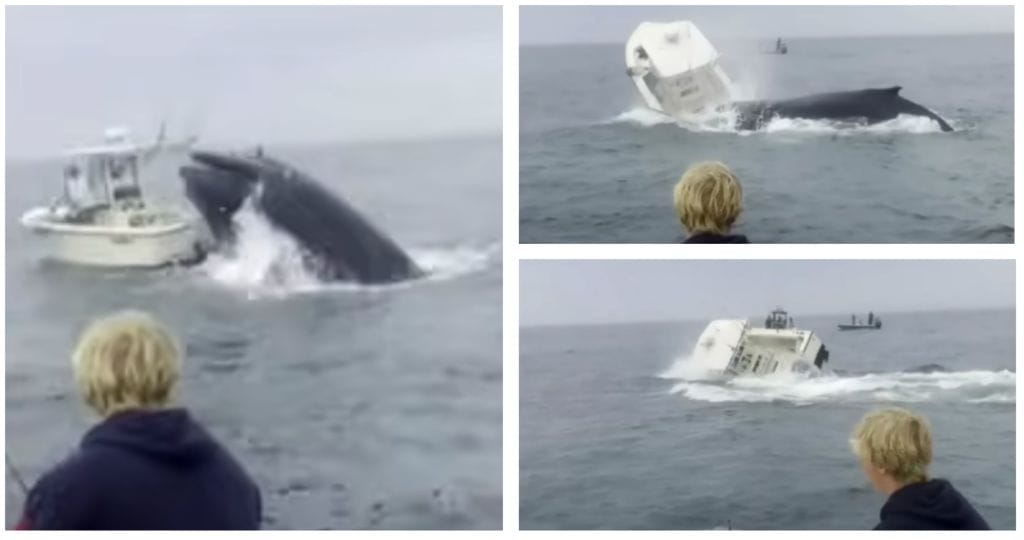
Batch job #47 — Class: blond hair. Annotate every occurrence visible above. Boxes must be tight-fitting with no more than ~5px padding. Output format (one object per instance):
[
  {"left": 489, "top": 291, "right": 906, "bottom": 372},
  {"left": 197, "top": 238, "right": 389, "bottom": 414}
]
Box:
[
  {"left": 850, "top": 408, "right": 932, "bottom": 484},
  {"left": 71, "top": 310, "right": 181, "bottom": 417},
  {"left": 673, "top": 161, "right": 743, "bottom": 236}
]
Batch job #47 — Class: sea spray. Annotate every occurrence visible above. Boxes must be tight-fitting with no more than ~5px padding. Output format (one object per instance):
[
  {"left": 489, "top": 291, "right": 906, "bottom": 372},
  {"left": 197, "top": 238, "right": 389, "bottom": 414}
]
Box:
[
  {"left": 608, "top": 107, "right": 951, "bottom": 135},
  {"left": 198, "top": 204, "right": 499, "bottom": 297},
  {"left": 661, "top": 351, "right": 1015, "bottom": 405}
]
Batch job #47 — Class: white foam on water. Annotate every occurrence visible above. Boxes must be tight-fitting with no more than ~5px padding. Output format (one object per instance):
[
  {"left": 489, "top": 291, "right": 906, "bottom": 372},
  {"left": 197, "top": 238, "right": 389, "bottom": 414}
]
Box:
[
  {"left": 198, "top": 204, "right": 321, "bottom": 298},
  {"left": 758, "top": 113, "right": 947, "bottom": 135},
  {"left": 607, "top": 107, "right": 950, "bottom": 135},
  {"left": 661, "top": 354, "right": 1015, "bottom": 405},
  {"left": 966, "top": 394, "right": 1015, "bottom": 404},
  {"left": 607, "top": 107, "right": 677, "bottom": 127},
  {"left": 197, "top": 205, "right": 498, "bottom": 298},
  {"left": 406, "top": 242, "right": 500, "bottom": 283}
]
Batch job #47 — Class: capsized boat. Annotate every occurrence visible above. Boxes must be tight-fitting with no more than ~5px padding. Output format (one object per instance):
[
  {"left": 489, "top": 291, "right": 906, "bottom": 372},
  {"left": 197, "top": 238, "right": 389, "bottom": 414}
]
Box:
[
  {"left": 20, "top": 127, "right": 201, "bottom": 268},
  {"left": 838, "top": 312, "right": 882, "bottom": 331},
  {"left": 624, "top": 20, "right": 735, "bottom": 118},
  {"left": 692, "top": 308, "right": 830, "bottom": 376}
]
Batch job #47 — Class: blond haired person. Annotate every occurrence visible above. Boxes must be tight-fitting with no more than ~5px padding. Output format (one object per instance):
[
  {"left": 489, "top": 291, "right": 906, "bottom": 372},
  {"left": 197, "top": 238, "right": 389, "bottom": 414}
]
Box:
[
  {"left": 850, "top": 408, "right": 989, "bottom": 530},
  {"left": 673, "top": 161, "right": 749, "bottom": 243},
  {"left": 17, "top": 311, "right": 261, "bottom": 530}
]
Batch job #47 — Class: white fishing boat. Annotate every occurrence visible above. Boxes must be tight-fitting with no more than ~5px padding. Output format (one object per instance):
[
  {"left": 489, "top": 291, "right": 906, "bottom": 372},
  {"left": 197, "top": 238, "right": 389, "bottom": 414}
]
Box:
[
  {"left": 692, "top": 308, "right": 830, "bottom": 376},
  {"left": 624, "top": 20, "right": 735, "bottom": 119},
  {"left": 20, "top": 127, "right": 201, "bottom": 268}
]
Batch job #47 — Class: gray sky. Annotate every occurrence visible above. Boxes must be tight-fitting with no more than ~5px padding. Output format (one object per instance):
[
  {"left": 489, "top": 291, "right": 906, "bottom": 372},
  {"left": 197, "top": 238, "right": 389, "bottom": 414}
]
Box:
[
  {"left": 520, "top": 260, "right": 1014, "bottom": 327},
  {"left": 6, "top": 6, "right": 501, "bottom": 159},
  {"left": 520, "top": 5, "right": 1013, "bottom": 45}
]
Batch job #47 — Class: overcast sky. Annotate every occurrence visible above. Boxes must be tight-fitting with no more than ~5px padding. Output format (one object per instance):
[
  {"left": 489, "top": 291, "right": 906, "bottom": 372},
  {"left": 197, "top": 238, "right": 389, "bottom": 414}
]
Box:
[
  {"left": 6, "top": 6, "right": 501, "bottom": 159},
  {"left": 520, "top": 260, "right": 1014, "bottom": 327},
  {"left": 521, "top": 5, "right": 1013, "bottom": 45}
]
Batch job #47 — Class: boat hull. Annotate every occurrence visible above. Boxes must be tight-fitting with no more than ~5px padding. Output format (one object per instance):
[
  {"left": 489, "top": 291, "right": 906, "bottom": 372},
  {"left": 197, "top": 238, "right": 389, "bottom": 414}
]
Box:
[
  {"left": 694, "top": 319, "right": 829, "bottom": 376},
  {"left": 21, "top": 209, "right": 200, "bottom": 268}
]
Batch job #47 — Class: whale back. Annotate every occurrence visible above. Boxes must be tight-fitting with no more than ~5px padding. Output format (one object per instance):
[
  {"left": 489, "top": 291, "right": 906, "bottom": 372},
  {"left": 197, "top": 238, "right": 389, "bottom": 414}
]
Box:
[
  {"left": 734, "top": 86, "right": 953, "bottom": 131},
  {"left": 253, "top": 158, "right": 424, "bottom": 283}
]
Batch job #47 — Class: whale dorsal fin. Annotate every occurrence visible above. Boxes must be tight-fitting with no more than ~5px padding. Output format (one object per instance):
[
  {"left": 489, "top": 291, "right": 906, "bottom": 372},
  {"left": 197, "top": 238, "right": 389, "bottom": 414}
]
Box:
[{"left": 878, "top": 86, "right": 902, "bottom": 95}]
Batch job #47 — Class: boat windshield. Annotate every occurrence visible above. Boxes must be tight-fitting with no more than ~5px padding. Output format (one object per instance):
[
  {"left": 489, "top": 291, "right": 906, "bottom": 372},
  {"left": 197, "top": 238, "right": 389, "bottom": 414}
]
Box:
[
  {"left": 106, "top": 155, "right": 141, "bottom": 201},
  {"left": 764, "top": 309, "right": 793, "bottom": 329}
]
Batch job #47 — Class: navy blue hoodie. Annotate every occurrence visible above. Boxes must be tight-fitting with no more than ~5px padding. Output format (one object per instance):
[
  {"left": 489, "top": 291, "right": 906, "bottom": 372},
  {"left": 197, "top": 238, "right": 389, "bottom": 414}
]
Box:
[
  {"left": 875, "top": 479, "right": 990, "bottom": 530},
  {"left": 18, "top": 409, "right": 261, "bottom": 530},
  {"left": 683, "top": 232, "right": 750, "bottom": 244}
]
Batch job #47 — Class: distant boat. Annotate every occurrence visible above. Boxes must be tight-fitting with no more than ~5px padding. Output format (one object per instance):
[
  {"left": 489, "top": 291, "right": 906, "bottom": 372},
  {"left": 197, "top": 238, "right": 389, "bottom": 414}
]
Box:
[
  {"left": 838, "top": 312, "right": 882, "bottom": 331},
  {"left": 764, "top": 37, "right": 788, "bottom": 55},
  {"left": 20, "top": 126, "right": 201, "bottom": 268}
]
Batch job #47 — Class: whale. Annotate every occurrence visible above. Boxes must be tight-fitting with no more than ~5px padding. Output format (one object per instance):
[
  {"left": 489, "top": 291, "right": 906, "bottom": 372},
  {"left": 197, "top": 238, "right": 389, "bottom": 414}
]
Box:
[
  {"left": 733, "top": 86, "right": 953, "bottom": 132},
  {"left": 179, "top": 150, "right": 424, "bottom": 284}
]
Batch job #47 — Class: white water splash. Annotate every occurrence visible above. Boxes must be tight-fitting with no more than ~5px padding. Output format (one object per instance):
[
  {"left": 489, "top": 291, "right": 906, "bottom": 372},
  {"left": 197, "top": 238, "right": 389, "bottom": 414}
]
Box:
[
  {"left": 759, "top": 113, "right": 948, "bottom": 135},
  {"left": 197, "top": 206, "right": 498, "bottom": 298},
  {"left": 608, "top": 106, "right": 950, "bottom": 135},
  {"left": 659, "top": 353, "right": 1014, "bottom": 405},
  {"left": 407, "top": 243, "right": 500, "bottom": 283},
  {"left": 199, "top": 205, "right": 321, "bottom": 296},
  {"left": 607, "top": 107, "right": 676, "bottom": 127}
]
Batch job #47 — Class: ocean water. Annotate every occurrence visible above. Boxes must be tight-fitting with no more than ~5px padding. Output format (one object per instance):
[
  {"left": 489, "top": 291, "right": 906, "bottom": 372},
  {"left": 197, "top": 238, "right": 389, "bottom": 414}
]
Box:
[
  {"left": 5, "top": 136, "right": 502, "bottom": 529},
  {"left": 520, "top": 309, "right": 1015, "bottom": 530},
  {"left": 520, "top": 34, "right": 1013, "bottom": 243}
]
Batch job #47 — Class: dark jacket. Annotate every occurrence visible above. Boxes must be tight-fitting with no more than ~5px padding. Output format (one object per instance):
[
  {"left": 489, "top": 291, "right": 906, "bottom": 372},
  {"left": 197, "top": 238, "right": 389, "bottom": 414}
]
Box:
[
  {"left": 683, "top": 232, "right": 750, "bottom": 244},
  {"left": 875, "top": 478, "right": 990, "bottom": 530},
  {"left": 17, "top": 409, "right": 261, "bottom": 530}
]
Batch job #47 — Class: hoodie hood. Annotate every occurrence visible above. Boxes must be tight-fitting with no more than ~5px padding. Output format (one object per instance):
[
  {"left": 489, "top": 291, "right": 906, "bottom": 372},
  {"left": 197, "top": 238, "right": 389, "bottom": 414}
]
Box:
[
  {"left": 878, "top": 478, "right": 990, "bottom": 530},
  {"left": 81, "top": 409, "right": 218, "bottom": 466}
]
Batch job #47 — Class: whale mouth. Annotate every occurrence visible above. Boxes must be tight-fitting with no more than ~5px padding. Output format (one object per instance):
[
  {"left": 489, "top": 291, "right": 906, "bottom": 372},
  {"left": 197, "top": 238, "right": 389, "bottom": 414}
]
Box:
[
  {"left": 189, "top": 150, "right": 264, "bottom": 181},
  {"left": 179, "top": 152, "right": 260, "bottom": 245}
]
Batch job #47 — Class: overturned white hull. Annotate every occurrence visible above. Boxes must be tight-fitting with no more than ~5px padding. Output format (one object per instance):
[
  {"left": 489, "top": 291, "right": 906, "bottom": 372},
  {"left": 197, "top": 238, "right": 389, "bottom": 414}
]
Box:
[
  {"left": 694, "top": 319, "right": 829, "bottom": 376},
  {"left": 21, "top": 206, "right": 199, "bottom": 268}
]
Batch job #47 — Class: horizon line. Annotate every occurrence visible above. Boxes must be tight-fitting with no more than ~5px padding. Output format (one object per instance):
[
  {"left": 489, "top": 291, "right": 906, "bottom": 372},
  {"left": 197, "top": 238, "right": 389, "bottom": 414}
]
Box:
[
  {"left": 4, "top": 128, "right": 501, "bottom": 165},
  {"left": 520, "top": 29, "right": 1013, "bottom": 48},
  {"left": 521, "top": 305, "right": 1015, "bottom": 330}
]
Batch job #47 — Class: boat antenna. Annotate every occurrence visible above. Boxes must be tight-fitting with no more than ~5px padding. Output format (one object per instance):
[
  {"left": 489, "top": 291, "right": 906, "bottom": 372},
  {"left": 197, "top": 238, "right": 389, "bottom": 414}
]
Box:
[{"left": 6, "top": 451, "right": 29, "bottom": 496}]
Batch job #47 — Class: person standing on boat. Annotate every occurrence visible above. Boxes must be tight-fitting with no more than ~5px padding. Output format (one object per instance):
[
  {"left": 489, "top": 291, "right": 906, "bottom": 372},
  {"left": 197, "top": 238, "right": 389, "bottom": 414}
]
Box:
[
  {"left": 15, "top": 311, "right": 261, "bottom": 530},
  {"left": 63, "top": 164, "right": 90, "bottom": 209},
  {"left": 673, "top": 161, "right": 749, "bottom": 243},
  {"left": 850, "top": 408, "right": 990, "bottom": 530}
]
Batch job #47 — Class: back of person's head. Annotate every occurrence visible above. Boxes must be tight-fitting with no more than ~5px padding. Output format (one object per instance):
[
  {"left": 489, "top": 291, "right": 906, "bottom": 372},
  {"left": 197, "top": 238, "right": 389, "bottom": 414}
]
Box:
[
  {"left": 850, "top": 407, "right": 932, "bottom": 484},
  {"left": 71, "top": 310, "right": 181, "bottom": 417},
  {"left": 673, "top": 161, "right": 743, "bottom": 236}
]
